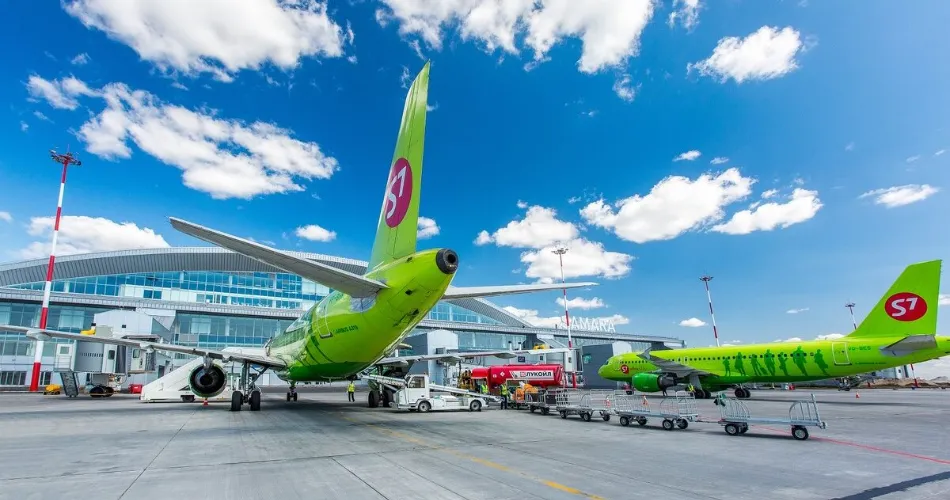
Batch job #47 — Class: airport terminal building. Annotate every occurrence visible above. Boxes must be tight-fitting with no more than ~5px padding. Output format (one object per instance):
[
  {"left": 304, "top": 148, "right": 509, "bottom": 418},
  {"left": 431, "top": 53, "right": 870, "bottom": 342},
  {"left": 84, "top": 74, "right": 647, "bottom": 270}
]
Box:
[{"left": 0, "top": 247, "right": 683, "bottom": 388}]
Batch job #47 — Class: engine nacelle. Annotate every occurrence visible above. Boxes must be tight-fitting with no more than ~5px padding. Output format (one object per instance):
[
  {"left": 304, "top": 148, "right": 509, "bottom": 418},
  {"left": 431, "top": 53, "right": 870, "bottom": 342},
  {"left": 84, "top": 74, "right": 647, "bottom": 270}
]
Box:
[
  {"left": 632, "top": 373, "right": 677, "bottom": 393},
  {"left": 188, "top": 364, "right": 228, "bottom": 399}
]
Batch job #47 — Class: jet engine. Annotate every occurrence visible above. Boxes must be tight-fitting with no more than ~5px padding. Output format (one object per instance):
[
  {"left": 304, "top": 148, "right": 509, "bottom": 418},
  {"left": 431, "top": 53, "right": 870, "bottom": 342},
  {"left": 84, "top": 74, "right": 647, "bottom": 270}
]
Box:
[
  {"left": 632, "top": 373, "right": 677, "bottom": 393},
  {"left": 188, "top": 363, "right": 228, "bottom": 399}
]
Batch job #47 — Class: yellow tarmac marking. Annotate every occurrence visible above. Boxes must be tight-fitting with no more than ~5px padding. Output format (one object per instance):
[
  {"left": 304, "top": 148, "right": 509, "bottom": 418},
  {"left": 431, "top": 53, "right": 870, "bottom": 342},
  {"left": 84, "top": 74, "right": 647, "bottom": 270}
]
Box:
[{"left": 341, "top": 415, "right": 606, "bottom": 500}]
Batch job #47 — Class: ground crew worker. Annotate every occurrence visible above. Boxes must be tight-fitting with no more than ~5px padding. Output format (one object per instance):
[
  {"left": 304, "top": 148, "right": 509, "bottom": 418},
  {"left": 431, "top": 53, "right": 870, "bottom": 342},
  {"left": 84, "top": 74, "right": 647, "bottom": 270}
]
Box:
[
  {"left": 499, "top": 383, "right": 509, "bottom": 410},
  {"left": 347, "top": 381, "right": 355, "bottom": 402},
  {"left": 687, "top": 383, "right": 695, "bottom": 395},
  {"left": 479, "top": 383, "right": 487, "bottom": 394}
]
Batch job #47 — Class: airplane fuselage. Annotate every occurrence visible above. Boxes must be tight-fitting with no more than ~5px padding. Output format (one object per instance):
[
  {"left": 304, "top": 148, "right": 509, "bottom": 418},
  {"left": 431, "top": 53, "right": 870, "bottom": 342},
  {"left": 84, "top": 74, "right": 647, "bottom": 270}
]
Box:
[
  {"left": 598, "top": 336, "right": 950, "bottom": 391},
  {"left": 266, "top": 248, "right": 456, "bottom": 381}
]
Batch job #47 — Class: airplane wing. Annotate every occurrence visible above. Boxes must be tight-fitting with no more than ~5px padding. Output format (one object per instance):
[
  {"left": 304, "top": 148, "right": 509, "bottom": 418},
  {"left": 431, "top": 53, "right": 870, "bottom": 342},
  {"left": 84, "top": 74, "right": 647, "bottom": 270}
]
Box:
[
  {"left": 637, "top": 349, "right": 712, "bottom": 378},
  {"left": 169, "top": 217, "right": 387, "bottom": 298},
  {"left": 3, "top": 325, "right": 287, "bottom": 369},
  {"left": 375, "top": 347, "right": 570, "bottom": 366},
  {"left": 441, "top": 282, "right": 597, "bottom": 299}
]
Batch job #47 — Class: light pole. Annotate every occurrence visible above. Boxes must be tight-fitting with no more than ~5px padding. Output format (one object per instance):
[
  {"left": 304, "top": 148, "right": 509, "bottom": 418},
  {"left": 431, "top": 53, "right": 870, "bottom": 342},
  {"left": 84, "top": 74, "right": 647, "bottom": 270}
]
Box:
[
  {"left": 700, "top": 275, "right": 720, "bottom": 347},
  {"left": 29, "top": 149, "right": 82, "bottom": 392},
  {"left": 845, "top": 302, "right": 857, "bottom": 331},
  {"left": 552, "top": 245, "right": 576, "bottom": 388}
]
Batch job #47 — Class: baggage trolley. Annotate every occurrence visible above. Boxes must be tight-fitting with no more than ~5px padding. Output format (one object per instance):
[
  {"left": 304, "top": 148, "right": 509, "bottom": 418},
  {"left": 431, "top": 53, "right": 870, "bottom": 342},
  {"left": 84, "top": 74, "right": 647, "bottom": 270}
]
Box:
[
  {"left": 717, "top": 392, "right": 826, "bottom": 440},
  {"left": 525, "top": 388, "right": 559, "bottom": 415},
  {"left": 555, "top": 389, "right": 590, "bottom": 420},
  {"left": 611, "top": 390, "right": 699, "bottom": 430}
]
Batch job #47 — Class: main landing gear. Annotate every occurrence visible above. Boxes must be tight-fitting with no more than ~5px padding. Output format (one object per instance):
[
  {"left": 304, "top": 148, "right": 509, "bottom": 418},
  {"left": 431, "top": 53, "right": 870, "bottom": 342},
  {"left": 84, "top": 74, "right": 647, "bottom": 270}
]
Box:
[
  {"left": 230, "top": 361, "right": 268, "bottom": 412},
  {"left": 286, "top": 382, "right": 298, "bottom": 402},
  {"left": 734, "top": 387, "right": 752, "bottom": 399},
  {"left": 691, "top": 389, "right": 712, "bottom": 399},
  {"left": 367, "top": 388, "right": 393, "bottom": 408}
]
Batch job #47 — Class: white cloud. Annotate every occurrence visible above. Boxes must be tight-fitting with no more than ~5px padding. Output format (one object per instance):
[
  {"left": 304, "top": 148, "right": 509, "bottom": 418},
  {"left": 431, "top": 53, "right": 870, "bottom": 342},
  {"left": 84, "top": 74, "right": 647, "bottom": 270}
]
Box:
[
  {"left": 688, "top": 26, "right": 807, "bottom": 83},
  {"left": 816, "top": 333, "right": 844, "bottom": 340},
  {"left": 679, "top": 317, "right": 706, "bottom": 327},
  {"left": 786, "top": 308, "right": 809, "bottom": 314},
  {"left": 710, "top": 188, "right": 822, "bottom": 235},
  {"left": 26, "top": 74, "right": 97, "bottom": 110},
  {"left": 71, "top": 52, "right": 90, "bottom": 65},
  {"left": 417, "top": 216, "right": 440, "bottom": 239},
  {"left": 63, "top": 0, "right": 349, "bottom": 82},
  {"left": 503, "top": 306, "right": 629, "bottom": 329},
  {"left": 556, "top": 296, "right": 605, "bottom": 310},
  {"left": 0, "top": 212, "right": 12, "bottom": 223},
  {"left": 710, "top": 156, "right": 728, "bottom": 165},
  {"left": 476, "top": 205, "right": 578, "bottom": 248},
  {"left": 34, "top": 111, "right": 52, "bottom": 122},
  {"left": 938, "top": 294, "right": 949, "bottom": 306},
  {"left": 668, "top": 0, "right": 702, "bottom": 31},
  {"left": 673, "top": 150, "right": 701, "bottom": 161},
  {"left": 516, "top": 200, "right": 528, "bottom": 209},
  {"left": 760, "top": 189, "right": 778, "bottom": 199},
  {"left": 580, "top": 168, "right": 754, "bottom": 243},
  {"left": 936, "top": 149, "right": 946, "bottom": 157},
  {"left": 906, "top": 155, "right": 921, "bottom": 163},
  {"left": 477, "top": 204, "right": 633, "bottom": 282},
  {"left": 779, "top": 337, "right": 803, "bottom": 343},
  {"left": 295, "top": 224, "right": 336, "bottom": 242},
  {"left": 20, "top": 122, "right": 28, "bottom": 132},
  {"left": 376, "top": 0, "right": 656, "bottom": 74},
  {"left": 845, "top": 142, "right": 855, "bottom": 151},
  {"left": 18, "top": 215, "right": 169, "bottom": 259},
  {"left": 612, "top": 73, "right": 637, "bottom": 102},
  {"left": 52, "top": 77, "right": 340, "bottom": 200},
  {"left": 912, "top": 358, "right": 950, "bottom": 380},
  {"left": 859, "top": 184, "right": 940, "bottom": 208},
  {"left": 400, "top": 65, "right": 412, "bottom": 88}
]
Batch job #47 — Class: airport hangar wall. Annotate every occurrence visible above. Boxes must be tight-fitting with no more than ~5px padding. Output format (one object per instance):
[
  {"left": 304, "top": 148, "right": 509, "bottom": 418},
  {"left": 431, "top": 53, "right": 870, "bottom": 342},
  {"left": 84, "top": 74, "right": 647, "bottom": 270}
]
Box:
[{"left": 0, "top": 247, "right": 683, "bottom": 387}]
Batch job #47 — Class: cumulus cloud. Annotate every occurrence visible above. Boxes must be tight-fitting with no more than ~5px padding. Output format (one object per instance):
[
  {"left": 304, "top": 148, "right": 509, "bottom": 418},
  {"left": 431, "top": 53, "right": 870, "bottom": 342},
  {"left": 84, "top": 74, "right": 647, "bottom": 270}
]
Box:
[
  {"left": 417, "top": 216, "right": 440, "bottom": 239},
  {"left": 503, "top": 306, "right": 629, "bottom": 329},
  {"left": 786, "top": 308, "right": 809, "bottom": 314},
  {"left": 0, "top": 212, "right": 12, "bottom": 223},
  {"left": 761, "top": 189, "right": 778, "bottom": 199},
  {"left": 612, "top": 73, "right": 638, "bottom": 102},
  {"left": 25, "top": 74, "right": 98, "bottom": 110},
  {"left": 679, "top": 317, "right": 707, "bottom": 327},
  {"left": 19, "top": 215, "right": 169, "bottom": 259},
  {"left": 816, "top": 333, "right": 844, "bottom": 340},
  {"left": 295, "top": 224, "right": 336, "bottom": 242},
  {"left": 476, "top": 204, "right": 633, "bottom": 282},
  {"left": 580, "top": 168, "right": 754, "bottom": 243},
  {"left": 710, "top": 156, "right": 729, "bottom": 165},
  {"left": 673, "top": 150, "right": 701, "bottom": 161},
  {"left": 859, "top": 184, "right": 939, "bottom": 208},
  {"left": 710, "top": 188, "right": 822, "bottom": 235},
  {"left": 556, "top": 296, "right": 605, "bottom": 310},
  {"left": 63, "top": 0, "right": 350, "bottom": 82},
  {"left": 935, "top": 149, "right": 946, "bottom": 157},
  {"left": 376, "top": 0, "right": 656, "bottom": 75},
  {"left": 71, "top": 52, "right": 90, "bottom": 65},
  {"left": 939, "top": 294, "right": 949, "bottom": 306},
  {"left": 668, "top": 0, "right": 702, "bottom": 31},
  {"left": 27, "top": 75, "right": 340, "bottom": 200},
  {"left": 688, "top": 26, "right": 808, "bottom": 83},
  {"left": 913, "top": 358, "right": 950, "bottom": 379}
]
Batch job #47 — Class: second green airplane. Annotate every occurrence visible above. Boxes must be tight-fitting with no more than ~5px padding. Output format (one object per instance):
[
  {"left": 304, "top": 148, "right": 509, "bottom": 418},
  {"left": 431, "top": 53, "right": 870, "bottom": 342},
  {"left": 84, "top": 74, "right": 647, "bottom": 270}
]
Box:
[{"left": 598, "top": 259, "right": 948, "bottom": 399}]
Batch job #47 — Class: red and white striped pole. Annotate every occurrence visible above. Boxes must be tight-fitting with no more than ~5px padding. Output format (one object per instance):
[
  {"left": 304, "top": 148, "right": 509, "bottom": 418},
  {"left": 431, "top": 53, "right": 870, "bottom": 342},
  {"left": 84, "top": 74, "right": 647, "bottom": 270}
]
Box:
[
  {"left": 700, "top": 275, "right": 720, "bottom": 347},
  {"left": 28, "top": 149, "right": 82, "bottom": 392},
  {"left": 552, "top": 245, "right": 576, "bottom": 388}
]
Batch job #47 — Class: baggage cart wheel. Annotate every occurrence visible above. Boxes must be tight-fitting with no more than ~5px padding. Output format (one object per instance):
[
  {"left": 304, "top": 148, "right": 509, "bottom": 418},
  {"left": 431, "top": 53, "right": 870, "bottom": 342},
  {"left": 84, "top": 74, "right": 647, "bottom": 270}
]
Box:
[
  {"left": 620, "top": 416, "right": 630, "bottom": 427},
  {"left": 662, "top": 419, "right": 674, "bottom": 431},
  {"left": 739, "top": 424, "right": 748, "bottom": 434},
  {"left": 725, "top": 423, "right": 740, "bottom": 436},
  {"left": 581, "top": 412, "right": 592, "bottom": 422},
  {"left": 542, "top": 407, "right": 550, "bottom": 415},
  {"left": 560, "top": 411, "right": 567, "bottom": 419},
  {"left": 530, "top": 407, "right": 536, "bottom": 413},
  {"left": 676, "top": 419, "right": 688, "bottom": 429},
  {"left": 601, "top": 413, "right": 610, "bottom": 422},
  {"left": 792, "top": 426, "right": 809, "bottom": 441},
  {"left": 637, "top": 417, "right": 647, "bottom": 426}
]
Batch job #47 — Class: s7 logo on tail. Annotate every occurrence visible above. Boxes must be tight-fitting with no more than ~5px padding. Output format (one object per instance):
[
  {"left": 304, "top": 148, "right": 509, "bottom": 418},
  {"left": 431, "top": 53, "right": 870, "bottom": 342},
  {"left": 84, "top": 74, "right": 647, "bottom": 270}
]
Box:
[
  {"left": 384, "top": 158, "right": 413, "bottom": 227},
  {"left": 884, "top": 292, "right": 927, "bottom": 321}
]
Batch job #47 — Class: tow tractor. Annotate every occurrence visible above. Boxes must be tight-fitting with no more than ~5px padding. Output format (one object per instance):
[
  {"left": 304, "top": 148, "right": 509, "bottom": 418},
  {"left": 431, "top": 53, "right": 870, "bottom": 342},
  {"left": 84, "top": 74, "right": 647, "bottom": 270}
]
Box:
[{"left": 362, "top": 373, "right": 496, "bottom": 413}]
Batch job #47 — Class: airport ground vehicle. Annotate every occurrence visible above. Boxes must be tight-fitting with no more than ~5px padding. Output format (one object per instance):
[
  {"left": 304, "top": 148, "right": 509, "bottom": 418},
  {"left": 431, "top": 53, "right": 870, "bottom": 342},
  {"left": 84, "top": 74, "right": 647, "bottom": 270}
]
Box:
[
  {"left": 470, "top": 364, "right": 565, "bottom": 389},
  {"left": 363, "top": 373, "right": 495, "bottom": 413},
  {"left": 610, "top": 390, "right": 699, "bottom": 430},
  {"left": 717, "top": 393, "right": 826, "bottom": 440},
  {"left": 555, "top": 389, "right": 613, "bottom": 421}
]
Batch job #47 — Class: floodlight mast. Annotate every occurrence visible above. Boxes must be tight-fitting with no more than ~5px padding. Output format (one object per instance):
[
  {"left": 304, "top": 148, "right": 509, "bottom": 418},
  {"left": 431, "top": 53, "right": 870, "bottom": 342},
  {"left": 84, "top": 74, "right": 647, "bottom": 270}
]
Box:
[
  {"left": 700, "top": 275, "right": 720, "bottom": 347},
  {"left": 552, "top": 245, "right": 577, "bottom": 389},
  {"left": 29, "top": 149, "right": 82, "bottom": 392}
]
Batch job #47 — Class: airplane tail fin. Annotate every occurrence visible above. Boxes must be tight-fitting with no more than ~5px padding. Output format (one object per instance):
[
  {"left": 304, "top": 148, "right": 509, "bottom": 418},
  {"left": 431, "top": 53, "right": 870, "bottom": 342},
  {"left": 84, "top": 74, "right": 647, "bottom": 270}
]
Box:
[
  {"left": 366, "top": 61, "right": 430, "bottom": 273},
  {"left": 847, "top": 260, "right": 942, "bottom": 338}
]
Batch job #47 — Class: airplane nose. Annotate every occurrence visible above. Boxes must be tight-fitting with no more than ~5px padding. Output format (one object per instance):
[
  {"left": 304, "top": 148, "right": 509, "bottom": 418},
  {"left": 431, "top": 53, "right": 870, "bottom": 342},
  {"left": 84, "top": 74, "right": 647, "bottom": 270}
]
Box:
[
  {"left": 597, "top": 365, "right": 607, "bottom": 378},
  {"left": 436, "top": 248, "right": 458, "bottom": 275}
]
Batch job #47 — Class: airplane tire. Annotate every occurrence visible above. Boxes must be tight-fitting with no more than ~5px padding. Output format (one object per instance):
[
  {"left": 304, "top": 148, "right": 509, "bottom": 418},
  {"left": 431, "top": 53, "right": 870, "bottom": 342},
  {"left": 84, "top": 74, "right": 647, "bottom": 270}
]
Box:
[
  {"left": 293, "top": 392, "right": 298, "bottom": 401},
  {"left": 249, "top": 390, "right": 261, "bottom": 412},
  {"left": 368, "top": 391, "right": 379, "bottom": 408},
  {"left": 230, "top": 391, "right": 243, "bottom": 412}
]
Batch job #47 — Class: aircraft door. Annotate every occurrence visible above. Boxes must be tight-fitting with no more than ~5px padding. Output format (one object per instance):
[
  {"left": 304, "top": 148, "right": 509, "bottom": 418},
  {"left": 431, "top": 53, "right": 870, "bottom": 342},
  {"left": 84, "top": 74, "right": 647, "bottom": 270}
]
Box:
[{"left": 831, "top": 342, "right": 851, "bottom": 365}]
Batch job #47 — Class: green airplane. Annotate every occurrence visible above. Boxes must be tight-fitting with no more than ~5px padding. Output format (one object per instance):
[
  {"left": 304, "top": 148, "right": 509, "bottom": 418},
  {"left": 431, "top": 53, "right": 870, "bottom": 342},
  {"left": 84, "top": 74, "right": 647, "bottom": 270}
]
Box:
[
  {"left": 8, "top": 62, "right": 597, "bottom": 411},
  {"left": 598, "top": 259, "right": 948, "bottom": 399}
]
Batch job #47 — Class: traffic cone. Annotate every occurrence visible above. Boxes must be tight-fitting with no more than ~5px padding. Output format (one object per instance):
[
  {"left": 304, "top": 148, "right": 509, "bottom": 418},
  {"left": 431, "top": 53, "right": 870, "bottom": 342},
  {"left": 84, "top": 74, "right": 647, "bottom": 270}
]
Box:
[
  {"left": 855, "top": 392, "right": 860, "bottom": 399},
  {"left": 203, "top": 398, "right": 209, "bottom": 406}
]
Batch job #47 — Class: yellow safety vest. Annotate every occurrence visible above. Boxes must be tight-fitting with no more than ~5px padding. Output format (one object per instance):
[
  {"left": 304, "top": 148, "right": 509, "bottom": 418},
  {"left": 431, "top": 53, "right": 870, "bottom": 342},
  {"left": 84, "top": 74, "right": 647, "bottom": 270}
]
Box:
[
  {"left": 347, "top": 383, "right": 355, "bottom": 392},
  {"left": 500, "top": 385, "right": 509, "bottom": 395}
]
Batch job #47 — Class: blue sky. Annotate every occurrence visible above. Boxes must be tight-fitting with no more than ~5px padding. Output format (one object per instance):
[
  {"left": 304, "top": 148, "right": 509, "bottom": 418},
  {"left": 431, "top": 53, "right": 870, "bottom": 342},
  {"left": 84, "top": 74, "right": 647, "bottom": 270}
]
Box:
[{"left": 1, "top": 1, "right": 948, "bottom": 375}]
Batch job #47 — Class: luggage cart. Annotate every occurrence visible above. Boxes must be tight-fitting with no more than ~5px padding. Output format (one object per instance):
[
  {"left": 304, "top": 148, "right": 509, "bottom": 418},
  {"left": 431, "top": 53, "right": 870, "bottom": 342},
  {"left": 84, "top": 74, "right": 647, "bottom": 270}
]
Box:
[
  {"left": 611, "top": 390, "right": 699, "bottom": 430},
  {"left": 525, "top": 388, "right": 559, "bottom": 415},
  {"left": 717, "top": 392, "right": 826, "bottom": 440}
]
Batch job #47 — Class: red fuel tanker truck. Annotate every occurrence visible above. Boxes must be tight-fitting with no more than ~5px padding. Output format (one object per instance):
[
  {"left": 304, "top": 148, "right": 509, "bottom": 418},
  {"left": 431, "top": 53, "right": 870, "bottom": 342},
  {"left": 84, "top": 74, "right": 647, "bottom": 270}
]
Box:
[{"left": 470, "top": 364, "right": 564, "bottom": 388}]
